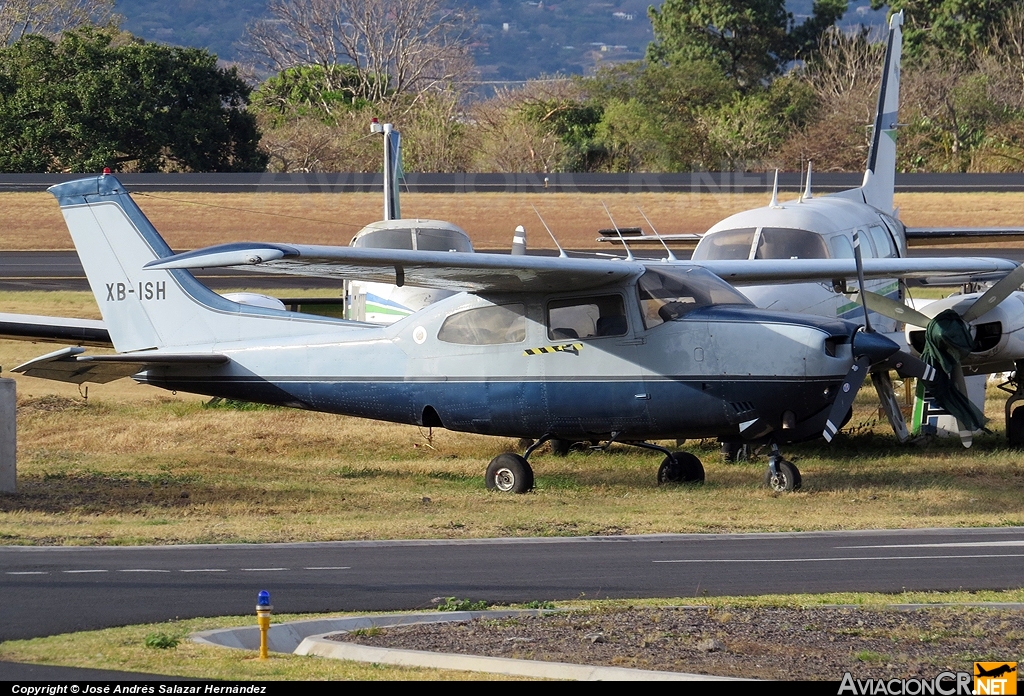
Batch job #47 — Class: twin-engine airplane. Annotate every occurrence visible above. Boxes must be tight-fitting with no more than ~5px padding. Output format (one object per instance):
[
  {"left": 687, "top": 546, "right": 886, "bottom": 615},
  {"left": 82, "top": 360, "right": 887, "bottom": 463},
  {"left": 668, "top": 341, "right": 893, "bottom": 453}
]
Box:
[
  {"left": 3, "top": 173, "right": 1018, "bottom": 492},
  {"left": 600, "top": 11, "right": 1024, "bottom": 447}
]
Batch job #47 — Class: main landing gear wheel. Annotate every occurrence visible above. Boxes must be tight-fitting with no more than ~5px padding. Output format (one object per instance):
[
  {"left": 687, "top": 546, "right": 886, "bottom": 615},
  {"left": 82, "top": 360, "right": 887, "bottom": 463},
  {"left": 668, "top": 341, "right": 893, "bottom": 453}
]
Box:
[
  {"left": 764, "top": 459, "right": 801, "bottom": 492},
  {"left": 485, "top": 453, "right": 534, "bottom": 493},
  {"left": 1009, "top": 408, "right": 1024, "bottom": 448},
  {"left": 657, "top": 452, "right": 705, "bottom": 485}
]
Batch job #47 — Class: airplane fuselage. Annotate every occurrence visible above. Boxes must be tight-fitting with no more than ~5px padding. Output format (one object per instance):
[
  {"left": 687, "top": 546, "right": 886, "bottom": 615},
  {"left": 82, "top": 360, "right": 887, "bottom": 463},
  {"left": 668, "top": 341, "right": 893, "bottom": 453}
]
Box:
[{"left": 137, "top": 285, "right": 855, "bottom": 443}]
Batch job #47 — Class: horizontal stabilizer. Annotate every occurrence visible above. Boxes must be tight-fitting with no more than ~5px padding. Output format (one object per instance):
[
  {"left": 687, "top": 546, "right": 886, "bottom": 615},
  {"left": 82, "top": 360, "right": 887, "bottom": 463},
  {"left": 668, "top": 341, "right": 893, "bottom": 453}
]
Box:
[
  {"left": 13, "top": 347, "right": 228, "bottom": 384},
  {"left": 0, "top": 312, "right": 111, "bottom": 347},
  {"left": 905, "top": 227, "right": 1024, "bottom": 245},
  {"left": 596, "top": 233, "right": 702, "bottom": 245}
]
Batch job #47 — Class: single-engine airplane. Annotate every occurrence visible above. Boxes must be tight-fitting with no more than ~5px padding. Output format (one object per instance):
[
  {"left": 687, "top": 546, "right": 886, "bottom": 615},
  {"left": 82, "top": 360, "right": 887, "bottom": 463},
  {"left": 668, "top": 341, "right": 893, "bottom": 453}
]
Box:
[{"left": 3, "top": 172, "right": 1018, "bottom": 493}]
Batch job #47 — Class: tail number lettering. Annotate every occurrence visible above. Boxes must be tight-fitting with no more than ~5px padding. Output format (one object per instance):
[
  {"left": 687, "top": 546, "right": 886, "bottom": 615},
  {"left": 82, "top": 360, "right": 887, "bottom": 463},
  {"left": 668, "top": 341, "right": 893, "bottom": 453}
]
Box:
[{"left": 105, "top": 281, "right": 166, "bottom": 302}]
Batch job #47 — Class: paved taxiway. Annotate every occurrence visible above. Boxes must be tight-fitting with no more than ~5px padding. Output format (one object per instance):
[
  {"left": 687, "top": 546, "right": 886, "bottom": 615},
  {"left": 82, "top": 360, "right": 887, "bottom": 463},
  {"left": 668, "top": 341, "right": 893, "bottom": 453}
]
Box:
[{"left": 2, "top": 527, "right": 1023, "bottom": 642}]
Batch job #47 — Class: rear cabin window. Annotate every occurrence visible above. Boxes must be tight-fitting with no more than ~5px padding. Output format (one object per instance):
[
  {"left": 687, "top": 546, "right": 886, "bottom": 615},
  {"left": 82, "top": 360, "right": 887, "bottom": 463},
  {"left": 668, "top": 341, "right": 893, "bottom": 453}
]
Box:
[
  {"left": 438, "top": 304, "right": 526, "bottom": 345},
  {"left": 754, "top": 228, "right": 829, "bottom": 259},
  {"left": 868, "top": 225, "right": 897, "bottom": 258},
  {"left": 547, "top": 295, "right": 627, "bottom": 340},
  {"left": 637, "top": 267, "right": 752, "bottom": 328},
  {"left": 829, "top": 235, "right": 855, "bottom": 259},
  {"left": 691, "top": 228, "right": 756, "bottom": 260}
]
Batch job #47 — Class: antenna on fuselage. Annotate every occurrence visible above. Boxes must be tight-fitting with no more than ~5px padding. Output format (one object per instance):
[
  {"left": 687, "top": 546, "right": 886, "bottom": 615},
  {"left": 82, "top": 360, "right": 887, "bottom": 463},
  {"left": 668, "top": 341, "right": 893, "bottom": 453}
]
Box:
[
  {"left": 637, "top": 207, "right": 677, "bottom": 262},
  {"left": 531, "top": 205, "right": 568, "bottom": 258},
  {"left": 769, "top": 169, "right": 781, "bottom": 209},
  {"left": 601, "top": 201, "right": 635, "bottom": 261},
  {"left": 803, "top": 160, "right": 813, "bottom": 200}
]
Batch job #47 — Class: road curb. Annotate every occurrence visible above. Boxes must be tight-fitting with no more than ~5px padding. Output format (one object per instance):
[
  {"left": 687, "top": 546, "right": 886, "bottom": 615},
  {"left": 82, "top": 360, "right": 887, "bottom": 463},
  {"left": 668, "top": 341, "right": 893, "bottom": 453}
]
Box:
[{"left": 192, "top": 609, "right": 740, "bottom": 681}]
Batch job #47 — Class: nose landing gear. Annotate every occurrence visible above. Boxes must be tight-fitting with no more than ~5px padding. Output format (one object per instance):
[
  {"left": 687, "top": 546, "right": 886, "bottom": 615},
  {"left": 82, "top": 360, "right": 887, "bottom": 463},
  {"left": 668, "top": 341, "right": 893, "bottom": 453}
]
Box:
[{"left": 764, "top": 443, "right": 801, "bottom": 492}]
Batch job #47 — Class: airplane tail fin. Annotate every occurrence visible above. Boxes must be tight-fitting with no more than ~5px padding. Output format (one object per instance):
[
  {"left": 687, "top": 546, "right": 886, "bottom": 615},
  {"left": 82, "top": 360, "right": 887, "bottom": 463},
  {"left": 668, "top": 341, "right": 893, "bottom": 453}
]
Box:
[
  {"left": 48, "top": 175, "right": 327, "bottom": 354},
  {"left": 861, "top": 11, "right": 903, "bottom": 214}
]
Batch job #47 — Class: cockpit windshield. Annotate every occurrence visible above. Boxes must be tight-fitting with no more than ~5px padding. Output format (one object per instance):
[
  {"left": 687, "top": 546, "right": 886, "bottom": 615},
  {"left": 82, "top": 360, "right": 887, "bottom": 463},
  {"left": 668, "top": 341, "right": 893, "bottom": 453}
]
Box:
[
  {"left": 637, "top": 267, "right": 752, "bottom": 328},
  {"left": 691, "top": 228, "right": 755, "bottom": 260},
  {"left": 351, "top": 225, "right": 473, "bottom": 252},
  {"left": 754, "top": 228, "right": 829, "bottom": 260}
]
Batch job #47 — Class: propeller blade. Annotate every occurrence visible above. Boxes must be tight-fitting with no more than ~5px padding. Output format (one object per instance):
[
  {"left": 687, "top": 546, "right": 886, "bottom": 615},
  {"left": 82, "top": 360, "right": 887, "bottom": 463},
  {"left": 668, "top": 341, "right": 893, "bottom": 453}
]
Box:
[
  {"left": 852, "top": 229, "right": 872, "bottom": 332},
  {"left": 823, "top": 355, "right": 872, "bottom": 442},
  {"left": 960, "top": 264, "right": 1024, "bottom": 323},
  {"left": 872, "top": 370, "right": 910, "bottom": 443},
  {"left": 880, "top": 350, "right": 937, "bottom": 382},
  {"left": 951, "top": 364, "right": 973, "bottom": 448},
  {"left": 853, "top": 291, "right": 934, "bottom": 328}
]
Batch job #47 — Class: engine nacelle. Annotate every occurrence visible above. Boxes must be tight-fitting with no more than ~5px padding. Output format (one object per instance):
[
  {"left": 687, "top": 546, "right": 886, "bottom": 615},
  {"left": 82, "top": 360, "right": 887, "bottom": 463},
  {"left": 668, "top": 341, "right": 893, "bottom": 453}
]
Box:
[{"left": 905, "top": 291, "right": 1024, "bottom": 373}]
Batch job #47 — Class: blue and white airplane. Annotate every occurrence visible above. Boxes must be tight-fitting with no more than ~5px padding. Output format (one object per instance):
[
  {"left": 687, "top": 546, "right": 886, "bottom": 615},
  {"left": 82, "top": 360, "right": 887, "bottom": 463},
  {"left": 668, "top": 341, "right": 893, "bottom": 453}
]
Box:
[{"left": 1, "top": 170, "right": 1016, "bottom": 493}]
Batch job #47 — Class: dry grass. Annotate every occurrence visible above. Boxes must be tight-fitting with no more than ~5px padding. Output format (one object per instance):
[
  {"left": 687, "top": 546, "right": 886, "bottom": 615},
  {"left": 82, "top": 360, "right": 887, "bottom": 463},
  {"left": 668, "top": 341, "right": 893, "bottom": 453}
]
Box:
[
  {"left": 0, "top": 293, "right": 1022, "bottom": 546},
  {"left": 2, "top": 590, "right": 1023, "bottom": 680},
  {"left": 5, "top": 189, "right": 1024, "bottom": 250}
]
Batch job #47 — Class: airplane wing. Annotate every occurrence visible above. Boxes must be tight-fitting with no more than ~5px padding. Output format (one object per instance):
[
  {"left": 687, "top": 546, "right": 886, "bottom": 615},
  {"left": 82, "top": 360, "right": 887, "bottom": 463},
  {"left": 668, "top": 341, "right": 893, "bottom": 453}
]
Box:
[
  {"left": 145, "top": 242, "right": 1020, "bottom": 291},
  {"left": 145, "top": 243, "right": 642, "bottom": 293},
  {"left": 13, "top": 346, "right": 229, "bottom": 384},
  {"left": 0, "top": 312, "right": 111, "bottom": 347},
  {"left": 905, "top": 227, "right": 1024, "bottom": 246}
]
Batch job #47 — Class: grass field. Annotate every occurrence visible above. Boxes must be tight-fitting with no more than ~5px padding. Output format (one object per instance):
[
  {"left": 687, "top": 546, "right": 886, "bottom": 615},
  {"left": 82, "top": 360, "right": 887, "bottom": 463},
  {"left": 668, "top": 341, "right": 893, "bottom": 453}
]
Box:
[
  {"left": 5, "top": 189, "right": 1024, "bottom": 250},
  {"left": 2, "top": 591, "right": 1023, "bottom": 680},
  {"left": 1, "top": 294, "right": 1023, "bottom": 545}
]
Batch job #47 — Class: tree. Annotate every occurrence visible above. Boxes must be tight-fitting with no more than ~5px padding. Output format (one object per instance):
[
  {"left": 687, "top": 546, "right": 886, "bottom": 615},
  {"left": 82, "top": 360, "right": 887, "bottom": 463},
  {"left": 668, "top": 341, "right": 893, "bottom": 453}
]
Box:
[
  {"left": 647, "top": 0, "right": 848, "bottom": 87},
  {"left": 0, "top": 28, "right": 267, "bottom": 172},
  {"left": 0, "top": 0, "right": 115, "bottom": 44},
  {"left": 243, "top": 0, "right": 474, "bottom": 104},
  {"left": 871, "top": 0, "right": 1009, "bottom": 63}
]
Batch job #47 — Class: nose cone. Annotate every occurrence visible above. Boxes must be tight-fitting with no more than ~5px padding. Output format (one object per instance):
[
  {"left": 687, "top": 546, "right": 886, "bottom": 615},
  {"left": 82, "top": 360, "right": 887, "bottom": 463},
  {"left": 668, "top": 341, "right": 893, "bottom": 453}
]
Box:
[{"left": 852, "top": 329, "right": 900, "bottom": 365}]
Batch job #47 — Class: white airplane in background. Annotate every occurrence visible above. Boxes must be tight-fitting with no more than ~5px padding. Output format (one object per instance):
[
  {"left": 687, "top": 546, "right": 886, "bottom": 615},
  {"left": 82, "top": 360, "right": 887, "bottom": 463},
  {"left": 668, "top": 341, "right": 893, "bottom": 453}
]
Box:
[{"left": 601, "top": 11, "right": 1024, "bottom": 448}]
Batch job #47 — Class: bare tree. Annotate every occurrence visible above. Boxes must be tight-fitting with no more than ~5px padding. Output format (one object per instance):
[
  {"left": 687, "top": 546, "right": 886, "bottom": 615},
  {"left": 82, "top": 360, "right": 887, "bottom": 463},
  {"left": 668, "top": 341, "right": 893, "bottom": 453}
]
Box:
[
  {"left": 0, "top": 0, "right": 116, "bottom": 44},
  {"left": 244, "top": 0, "right": 474, "bottom": 103}
]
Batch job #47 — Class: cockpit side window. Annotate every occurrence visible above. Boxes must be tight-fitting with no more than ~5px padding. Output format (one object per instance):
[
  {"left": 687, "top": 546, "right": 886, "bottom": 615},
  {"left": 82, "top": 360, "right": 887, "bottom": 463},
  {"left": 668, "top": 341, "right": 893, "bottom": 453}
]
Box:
[
  {"left": 691, "top": 228, "right": 756, "bottom": 260},
  {"left": 438, "top": 303, "right": 526, "bottom": 345},
  {"left": 351, "top": 228, "right": 413, "bottom": 250},
  {"left": 754, "top": 228, "right": 829, "bottom": 260},
  {"left": 547, "top": 295, "right": 627, "bottom": 340},
  {"left": 637, "top": 267, "right": 752, "bottom": 329},
  {"left": 829, "top": 235, "right": 854, "bottom": 259}
]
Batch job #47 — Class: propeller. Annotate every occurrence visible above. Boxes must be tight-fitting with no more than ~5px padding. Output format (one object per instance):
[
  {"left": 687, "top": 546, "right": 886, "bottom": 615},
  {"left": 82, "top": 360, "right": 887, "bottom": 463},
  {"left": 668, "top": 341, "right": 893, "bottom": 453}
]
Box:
[
  {"left": 851, "top": 262, "right": 1024, "bottom": 446},
  {"left": 824, "top": 229, "right": 928, "bottom": 443}
]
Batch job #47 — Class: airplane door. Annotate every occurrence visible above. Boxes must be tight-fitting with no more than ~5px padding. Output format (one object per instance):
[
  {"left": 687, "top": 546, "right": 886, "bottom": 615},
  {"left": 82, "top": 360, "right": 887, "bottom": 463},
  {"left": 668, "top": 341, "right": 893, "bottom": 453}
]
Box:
[{"left": 538, "top": 293, "right": 647, "bottom": 438}]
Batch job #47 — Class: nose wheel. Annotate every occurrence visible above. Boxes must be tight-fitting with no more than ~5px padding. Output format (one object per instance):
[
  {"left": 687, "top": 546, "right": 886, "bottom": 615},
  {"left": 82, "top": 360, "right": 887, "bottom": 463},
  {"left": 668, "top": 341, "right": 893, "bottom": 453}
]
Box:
[{"left": 764, "top": 447, "right": 801, "bottom": 492}]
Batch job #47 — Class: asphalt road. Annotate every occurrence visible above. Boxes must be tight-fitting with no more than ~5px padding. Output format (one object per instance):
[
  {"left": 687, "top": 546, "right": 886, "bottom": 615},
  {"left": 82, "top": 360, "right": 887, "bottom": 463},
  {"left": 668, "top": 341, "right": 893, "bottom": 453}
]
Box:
[{"left": 2, "top": 527, "right": 1023, "bottom": 643}]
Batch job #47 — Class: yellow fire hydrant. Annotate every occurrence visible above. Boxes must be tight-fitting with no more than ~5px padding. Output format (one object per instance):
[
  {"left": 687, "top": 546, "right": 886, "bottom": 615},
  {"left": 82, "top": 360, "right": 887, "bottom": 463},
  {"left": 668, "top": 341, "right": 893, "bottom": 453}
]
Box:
[{"left": 256, "top": 590, "right": 272, "bottom": 660}]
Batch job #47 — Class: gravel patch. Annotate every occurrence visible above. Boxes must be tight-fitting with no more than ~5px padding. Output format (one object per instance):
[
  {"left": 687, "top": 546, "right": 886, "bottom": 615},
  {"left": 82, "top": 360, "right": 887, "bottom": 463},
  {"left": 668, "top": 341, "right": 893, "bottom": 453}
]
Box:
[{"left": 329, "top": 606, "right": 1024, "bottom": 680}]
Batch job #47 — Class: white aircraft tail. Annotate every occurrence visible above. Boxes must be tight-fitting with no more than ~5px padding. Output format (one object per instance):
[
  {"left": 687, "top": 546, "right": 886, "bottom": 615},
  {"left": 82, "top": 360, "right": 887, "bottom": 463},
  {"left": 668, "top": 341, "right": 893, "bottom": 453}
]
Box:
[
  {"left": 860, "top": 11, "right": 903, "bottom": 214},
  {"left": 49, "top": 175, "right": 341, "bottom": 353}
]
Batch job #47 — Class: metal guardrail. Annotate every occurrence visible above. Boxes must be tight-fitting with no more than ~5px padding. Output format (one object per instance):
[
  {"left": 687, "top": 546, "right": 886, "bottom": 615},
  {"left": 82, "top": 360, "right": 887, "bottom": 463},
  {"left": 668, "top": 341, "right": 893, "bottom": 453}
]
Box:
[{"left": 1, "top": 171, "right": 1023, "bottom": 193}]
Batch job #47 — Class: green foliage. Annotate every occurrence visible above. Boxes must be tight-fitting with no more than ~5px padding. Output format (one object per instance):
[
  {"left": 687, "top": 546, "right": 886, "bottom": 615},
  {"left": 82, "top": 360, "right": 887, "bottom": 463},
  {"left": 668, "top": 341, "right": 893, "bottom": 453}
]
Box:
[
  {"left": 203, "top": 398, "right": 279, "bottom": 411},
  {"left": 522, "top": 601, "right": 556, "bottom": 609},
  {"left": 143, "top": 632, "right": 180, "bottom": 649},
  {"left": 647, "top": 0, "right": 849, "bottom": 87},
  {"left": 250, "top": 64, "right": 374, "bottom": 126},
  {"left": 435, "top": 597, "right": 490, "bottom": 611},
  {"left": 0, "top": 28, "right": 267, "bottom": 173},
  {"left": 519, "top": 98, "right": 604, "bottom": 171},
  {"left": 872, "top": 0, "right": 1009, "bottom": 64}
]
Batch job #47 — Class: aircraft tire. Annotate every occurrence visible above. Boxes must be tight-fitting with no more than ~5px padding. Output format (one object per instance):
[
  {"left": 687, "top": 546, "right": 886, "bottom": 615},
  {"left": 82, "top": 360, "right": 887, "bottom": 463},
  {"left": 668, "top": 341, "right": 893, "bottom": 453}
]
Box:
[
  {"left": 1008, "top": 408, "right": 1024, "bottom": 447},
  {"left": 764, "top": 460, "right": 801, "bottom": 492},
  {"left": 657, "top": 452, "right": 705, "bottom": 485},
  {"left": 549, "top": 438, "right": 571, "bottom": 457},
  {"left": 485, "top": 453, "right": 534, "bottom": 493}
]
